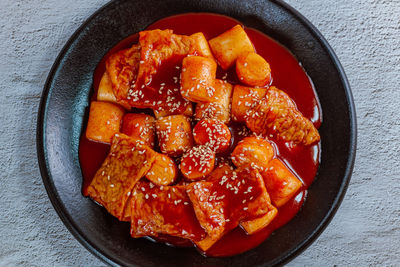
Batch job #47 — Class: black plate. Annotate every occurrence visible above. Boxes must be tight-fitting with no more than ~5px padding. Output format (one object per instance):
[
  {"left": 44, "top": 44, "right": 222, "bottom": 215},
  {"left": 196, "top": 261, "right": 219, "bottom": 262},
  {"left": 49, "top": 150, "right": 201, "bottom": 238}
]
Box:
[{"left": 37, "top": 0, "right": 356, "bottom": 266}]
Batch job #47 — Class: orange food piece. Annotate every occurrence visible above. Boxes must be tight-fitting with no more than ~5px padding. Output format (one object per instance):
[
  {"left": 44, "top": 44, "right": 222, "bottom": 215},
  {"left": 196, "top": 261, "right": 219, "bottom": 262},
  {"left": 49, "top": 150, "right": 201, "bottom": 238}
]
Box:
[
  {"left": 231, "top": 85, "right": 268, "bottom": 122},
  {"left": 231, "top": 136, "right": 275, "bottom": 170},
  {"left": 85, "top": 101, "right": 125, "bottom": 144},
  {"left": 145, "top": 153, "right": 178, "bottom": 186},
  {"left": 236, "top": 52, "right": 271, "bottom": 87},
  {"left": 97, "top": 72, "right": 130, "bottom": 109},
  {"left": 194, "top": 79, "right": 233, "bottom": 124},
  {"left": 180, "top": 56, "right": 218, "bottom": 103},
  {"left": 86, "top": 134, "right": 157, "bottom": 220},
  {"left": 105, "top": 44, "right": 141, "bottom": 102},
  {"left": 187, "top": 166, "right": 272, "bottom": 251},
  {"left": 97, "top": 72, "right": 116, "bottom": 102},
  {"left": 155, "top": 115, "right": 193, "bottom": 156},
  {"left": 180, "top": 145, "right": 216, "bottom": 181},
  {"left": 190, "top": 32, "right": 214, "bottom": 59},
  {"left": 208, "top": 25, "right": 255, "bottom": 70},
  {"left": 121, "top": 113, "right": 155, "bottom": 147},
  {"left": 261, "top": 158, "right": 302, "bottom": 207},
  {"left": 130, "top": 181, "right": 206, "bottom": 242},
  {"left": 240, "top": 204, "right": 277, "bottom": 234},
  {"left": 246, "top": 86, "right": 320, "bottom": 145},
  {"left": 193, "top": 119, "right": 231, "bottom": 153}
]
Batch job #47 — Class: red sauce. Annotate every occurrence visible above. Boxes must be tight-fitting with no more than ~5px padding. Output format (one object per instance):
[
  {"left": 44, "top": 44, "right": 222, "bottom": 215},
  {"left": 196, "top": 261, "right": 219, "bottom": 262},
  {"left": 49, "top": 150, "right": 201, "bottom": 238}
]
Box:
[{"left": 79, "top": 13, "right": 322, "bottom": 257}]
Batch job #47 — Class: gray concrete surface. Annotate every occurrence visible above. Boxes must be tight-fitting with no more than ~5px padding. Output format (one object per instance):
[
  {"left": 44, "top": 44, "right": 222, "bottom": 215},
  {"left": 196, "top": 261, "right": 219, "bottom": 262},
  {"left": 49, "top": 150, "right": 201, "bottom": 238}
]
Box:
[{"left": 0, "top": 0, "right": 399, "bottom": 266}]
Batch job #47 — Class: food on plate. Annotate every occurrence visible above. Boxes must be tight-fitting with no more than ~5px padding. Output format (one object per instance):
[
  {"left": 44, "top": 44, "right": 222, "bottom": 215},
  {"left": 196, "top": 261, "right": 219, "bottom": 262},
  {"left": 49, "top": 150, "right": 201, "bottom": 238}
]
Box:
[
  {"left": 85, "top": 134, "right": 157, "bottom": 220},
  {"left": 236, "top": 52, "right": 272, "bottom": 87},
  {"left": 187, "top": 166, "right": 273, "bottom": 250},
  {"left": 246, "top": 86, "right": 320, "bottom": 145},
  {"left": 80, "top": 20, "right": 321, "bottom": 257},
  {"left": 209, "top": 25, "right": 255, "bottom": 70},
  {"left": 130, "top": 181, "right": 206, "bottom": 242},
  {"left": 240, "top": 202, "right": 278, "bottom": 235},
  {"left": 190, "top": 32, "right": 214, "bottom": 59},
  {"left": 121, "top": 113, "right": 155, "bottom": 147},
  {"left": 155, "top": 115, "right": 194, "bottom": 156},
  {"left": 193, "top": 119, "right": 231, "bottom": 153},
  {"left": 194, "top": 79, "right": 233, "bottom": 124},
  {"left": 260, "top": 159, "right": 303, "bottom": 207},
  {"left": 137, "top": 29, "right": 193, "bottom": 88},
  {"left": 231, "top": 85, "right": 268, "bottom": 122},
  {"left": 180, "top": 145, "right": 216, "bottom": 180},
  {"left": 145, "top": 153, "right": 178, "bottom": 186},
  {"left": 231, "top": 136, "right": 274, "bottom": 169},
  {"left": 85, "top": 101, "right": 125, "bottom": 144},
  {"left": 105, "top": 44, "right": 141, "bottom": 102},
  {"left": 180, "top": 56, "right": 218, "bottom": 102}
]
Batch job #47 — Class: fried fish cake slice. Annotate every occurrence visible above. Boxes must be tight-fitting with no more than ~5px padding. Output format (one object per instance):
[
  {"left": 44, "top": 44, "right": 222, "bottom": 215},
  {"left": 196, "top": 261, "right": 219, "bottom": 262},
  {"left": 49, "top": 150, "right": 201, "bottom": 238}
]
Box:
[
  {"left": 86, "top": 134, "right": 157, "bottom": 220},
  {"left": 105, "top": 44, "right": 141, "bottom": 102},
  {"left": 130, "top": 181, "right": 206, "bottom": 242},
  {"left": 246, "top": 86, "right": 320, "bottom": 146},
  {"left": 205, "top": 164, "right": 277, "bottom": 235},
  {"left": 137, "top": 29, "right": 193, "bottom": 86},
  {"left": 126, "top": 29, "right": 193, "bottom": 112},
  {"left": 187, "top": 166, "right": 272, "bottom": 251}
]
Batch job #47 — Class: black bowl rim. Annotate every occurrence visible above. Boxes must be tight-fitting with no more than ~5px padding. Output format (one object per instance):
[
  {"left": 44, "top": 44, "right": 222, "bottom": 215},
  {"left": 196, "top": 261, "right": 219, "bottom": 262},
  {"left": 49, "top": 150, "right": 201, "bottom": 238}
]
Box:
[{"left": 36, "top": 0, "right": 357, "bottom": 266}]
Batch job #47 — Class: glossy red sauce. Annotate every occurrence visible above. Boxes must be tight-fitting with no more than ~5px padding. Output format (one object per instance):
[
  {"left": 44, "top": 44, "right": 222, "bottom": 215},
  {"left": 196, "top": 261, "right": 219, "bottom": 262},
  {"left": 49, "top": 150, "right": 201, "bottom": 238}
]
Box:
[{"left": 79, "top": 13, "right": 322, "bottom": 257}]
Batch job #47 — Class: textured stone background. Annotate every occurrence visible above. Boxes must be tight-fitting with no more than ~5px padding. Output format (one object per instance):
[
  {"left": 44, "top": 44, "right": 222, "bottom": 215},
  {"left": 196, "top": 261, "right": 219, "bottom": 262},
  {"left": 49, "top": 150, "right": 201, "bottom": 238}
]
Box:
[{"left": 0, "top": 0, "right": 399, "bottom": 266}]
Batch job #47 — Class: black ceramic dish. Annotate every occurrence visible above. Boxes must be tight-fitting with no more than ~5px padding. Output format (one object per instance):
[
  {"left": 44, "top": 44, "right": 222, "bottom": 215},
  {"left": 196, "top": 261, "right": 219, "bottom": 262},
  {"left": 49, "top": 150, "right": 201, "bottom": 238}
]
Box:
[{"left": 37, "top": 0, "right": 356, "bottom": 266}]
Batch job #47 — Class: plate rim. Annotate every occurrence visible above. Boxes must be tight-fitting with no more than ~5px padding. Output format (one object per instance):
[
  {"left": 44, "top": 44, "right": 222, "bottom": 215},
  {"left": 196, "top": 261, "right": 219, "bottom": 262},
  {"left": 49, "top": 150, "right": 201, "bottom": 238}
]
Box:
[{"left": 36, "top": 0, "right": 357, "bottom": 266}]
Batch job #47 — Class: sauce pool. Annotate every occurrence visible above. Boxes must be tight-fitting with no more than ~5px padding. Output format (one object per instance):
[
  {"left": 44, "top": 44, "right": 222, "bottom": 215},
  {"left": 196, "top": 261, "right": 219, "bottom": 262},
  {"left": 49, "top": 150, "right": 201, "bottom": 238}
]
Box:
[{"left": 79, "top": 13, "right": 322, "bottom": 257}]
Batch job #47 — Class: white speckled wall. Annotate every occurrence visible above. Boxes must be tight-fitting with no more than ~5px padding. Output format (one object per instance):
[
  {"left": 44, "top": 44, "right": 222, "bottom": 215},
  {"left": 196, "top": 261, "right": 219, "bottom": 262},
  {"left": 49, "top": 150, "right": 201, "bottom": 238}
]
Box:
[{"left": 0, "top": 0, "right": 399, "bottom": 266}]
